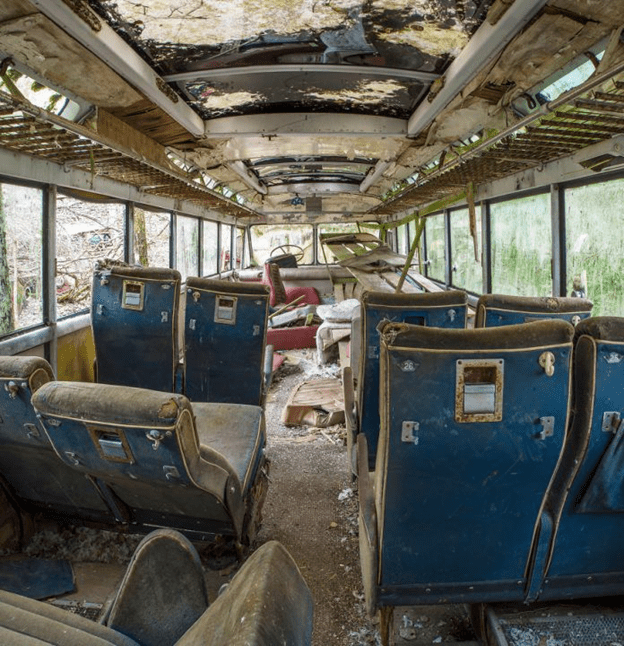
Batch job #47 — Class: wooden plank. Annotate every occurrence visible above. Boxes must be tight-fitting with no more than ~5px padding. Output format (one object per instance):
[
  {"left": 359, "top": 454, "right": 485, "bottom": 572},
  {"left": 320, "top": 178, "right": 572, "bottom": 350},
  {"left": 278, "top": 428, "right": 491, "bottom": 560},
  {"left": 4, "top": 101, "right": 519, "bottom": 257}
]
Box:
[
  {"left": 97, "top": 109, "right": 170, "bottom": 169},
  {"left": 338, "top": 340, "right": 350, "bottom": 369},
  {"left": 348, "top": 268, "right": 395, "bottom": 292},
  {"left": 406, "top": 271, "right": 444, "bottom": 292},
  {"left": 380, "top": 271, "right": 422, "bottom": 293}
]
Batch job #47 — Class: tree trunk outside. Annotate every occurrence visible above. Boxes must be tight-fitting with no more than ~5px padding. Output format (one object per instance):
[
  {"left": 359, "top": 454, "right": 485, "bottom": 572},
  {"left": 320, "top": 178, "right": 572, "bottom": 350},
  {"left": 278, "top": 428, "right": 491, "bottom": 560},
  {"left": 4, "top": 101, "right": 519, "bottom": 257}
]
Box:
[
  {"left": 134, "top": 209, "right": 149, "bottom": 267},
  {"left": 0, "top": 189, "right": 15, "bottom": 334}
]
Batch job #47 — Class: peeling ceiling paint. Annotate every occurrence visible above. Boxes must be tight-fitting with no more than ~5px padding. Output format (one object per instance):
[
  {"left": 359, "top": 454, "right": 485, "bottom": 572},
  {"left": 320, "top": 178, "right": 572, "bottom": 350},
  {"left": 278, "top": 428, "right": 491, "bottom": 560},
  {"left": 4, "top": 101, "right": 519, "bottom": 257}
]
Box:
[
  {"left": 306, "top": 79, "right": 406, "bottom": 104},
  {"left": 90, "top": 0, "right": 487, "bottom": 69},
  {"left": 189, "top": 87, "right": 266, "bottom": 110},
  {"left": 96, "top": 0, "right": 361, "bottom": 45},
  {"left": 376, "top": 23, "right": 469, "bottom": 57}
]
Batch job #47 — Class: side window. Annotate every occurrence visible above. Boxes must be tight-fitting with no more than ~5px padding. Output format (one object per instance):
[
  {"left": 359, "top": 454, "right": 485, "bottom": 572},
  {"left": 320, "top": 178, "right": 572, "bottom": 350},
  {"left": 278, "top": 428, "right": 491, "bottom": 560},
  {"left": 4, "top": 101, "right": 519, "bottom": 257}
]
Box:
[
  {"left": 0, "top": 183, "right": 43, "bottom": 335},
  {"left": 251, "top": 225, "right": 315, "bottom": 265},
  {"left": 490, "top": 193, "right": 551, "bottom": 297},
  {"left": 221, "top": 224, "right": 233, "bottom": 271},
  {"left": 235, "top": 227, "right": 245, "bottom": 269},
  {"left": 396, "top": 224, "right": 408, "bottom": 255},
  {"left": 176, "top": 215, "right": 199, "bottom": 281},
  {"left": 566, "top": 179, "right": 624, "bottom": 315},
  {"left": 202, "top": 220, "right": 218, "bottom": 276},
  {"left": 450, "top": 207, "right": 482, "bottom": 294},
  {"left": 56, "top": 194, "right": 125, "bottom": 318},
  {"left": 134, "top": 208, "right": 171, "bottom": 268},
  {"left": 425, "top": 214, "right": 445, "bottom": 282}
]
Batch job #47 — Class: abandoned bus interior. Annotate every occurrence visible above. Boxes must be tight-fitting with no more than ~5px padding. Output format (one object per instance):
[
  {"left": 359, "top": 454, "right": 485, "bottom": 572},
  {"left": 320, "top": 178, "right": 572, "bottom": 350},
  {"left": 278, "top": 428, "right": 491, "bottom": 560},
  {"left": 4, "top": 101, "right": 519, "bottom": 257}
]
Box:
[{"left": 2, "top": 0, "right": 624, "bottom": 644}]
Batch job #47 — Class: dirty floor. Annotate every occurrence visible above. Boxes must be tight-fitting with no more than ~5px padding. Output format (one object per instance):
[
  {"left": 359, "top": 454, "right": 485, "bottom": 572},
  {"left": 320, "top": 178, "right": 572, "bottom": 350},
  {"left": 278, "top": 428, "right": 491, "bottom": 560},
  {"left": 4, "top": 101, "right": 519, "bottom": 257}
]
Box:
[{"left": 257, "top": 349, "right": 478, "bottom": 646}]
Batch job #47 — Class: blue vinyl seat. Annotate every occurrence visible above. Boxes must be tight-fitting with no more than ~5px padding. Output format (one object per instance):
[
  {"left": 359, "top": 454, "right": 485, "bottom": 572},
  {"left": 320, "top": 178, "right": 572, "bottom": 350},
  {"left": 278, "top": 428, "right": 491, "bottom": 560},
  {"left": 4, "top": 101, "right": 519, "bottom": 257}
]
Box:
[
  {"left": 91, "top": 262, "right": 182, "bottom": 393},
  {"left": 358, "top": 319, "right": 574, "bottom": 615},
  {"left": 343, "top": 289, "right": 468, "bottom": 473},
  {"left": 31, "top": 381, "right": 268, "bottom": 544},
  {"left": 533, "top": 316, "right": 624, "bottom": 602},
  {"left": 475, "top": 293, "right": 592, "bottom": 328},
  {"left": 0, "top": 356, "right": 116, "bottom": 528},
  {"left": 183, "top": 278, "right": 270, "bottom": 405}
]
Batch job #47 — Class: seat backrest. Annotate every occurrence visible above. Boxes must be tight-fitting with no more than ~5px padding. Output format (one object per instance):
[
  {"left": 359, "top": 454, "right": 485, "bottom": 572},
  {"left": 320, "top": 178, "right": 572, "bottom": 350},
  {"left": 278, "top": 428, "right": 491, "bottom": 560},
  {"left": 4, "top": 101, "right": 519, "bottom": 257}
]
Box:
[
  {"left": 373, "top": 319, "right": 573, "bottom": 605},
  {"left": 183, "top": 278, "right": 270, "bottom": 405},
  {"left": 177, "top": 540, "right": 314, "bottom": 646},
  {"left": 475, "top": 293, "right": 592, "bottom": 327},
  {"left": 536, "top": 316, "right": 624, "bottom": 602},
  {"left": 32, "top": 381, "right": 247, "bottom": 541},
  {"left": 357, "top": 289, "right": 468, "bottom": 469},
  {"left": 0, "top": 356, "right": 114, "bottom": 526},
  {"left": 91, "top": 262, "right": 182, "bottom": 393},
  {"left": 0, "top": 588, "right": 139, "bottom": 646},
  {"left": 262, "top": 262, "right": 288, "bottom": 306}
]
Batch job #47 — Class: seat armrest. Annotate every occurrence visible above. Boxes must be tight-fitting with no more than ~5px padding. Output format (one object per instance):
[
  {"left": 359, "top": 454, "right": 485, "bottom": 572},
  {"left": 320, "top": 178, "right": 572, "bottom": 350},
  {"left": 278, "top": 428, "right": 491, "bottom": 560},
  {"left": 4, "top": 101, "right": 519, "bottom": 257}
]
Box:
[
  {"left": 357, "top": 434, "right": 379, "bottom": 616},
  {"left": 342, "top": 366, "right": 358, "bottom": 476}
]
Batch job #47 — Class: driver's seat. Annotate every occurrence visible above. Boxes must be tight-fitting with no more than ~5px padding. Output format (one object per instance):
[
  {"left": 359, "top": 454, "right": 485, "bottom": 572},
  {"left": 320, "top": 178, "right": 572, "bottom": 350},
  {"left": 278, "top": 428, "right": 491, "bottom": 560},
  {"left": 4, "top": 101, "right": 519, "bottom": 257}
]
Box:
[{"left": 262, "top": 262, "right": 320, "bottom": 308}]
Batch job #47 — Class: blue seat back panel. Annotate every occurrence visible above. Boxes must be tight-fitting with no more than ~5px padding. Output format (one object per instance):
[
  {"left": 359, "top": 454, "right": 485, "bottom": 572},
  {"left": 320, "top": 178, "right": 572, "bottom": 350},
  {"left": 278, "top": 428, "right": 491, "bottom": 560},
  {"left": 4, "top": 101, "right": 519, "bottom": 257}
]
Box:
[
  {"left": 476, "top": 295, "right": 593, "bottom": 328},
  {"left": 92, "top": 268, "right": 180, "bottom": 393},
  {"left": 542, "top": 334, "right": 624, "bottom": 598},
  {"left": 0, "top": 369, "right": 113, "bottom": 522},
  {"left": 38, "top": 414, "right": 235, "bottom": 533},
  {"left": 378, "top": 337, "right": 571, "bottom": 601},
  {"left": 482, "top": 309, "right": 591, "bottom": 327},
  {"left": 31, "top": 381, "right": 247, "bottom": 538},
  {"left": 359, "top": 297, "right": 467, "bottom": 468},
  {"left": 184, "top": 283, "right": 269, "bottom": 404}
]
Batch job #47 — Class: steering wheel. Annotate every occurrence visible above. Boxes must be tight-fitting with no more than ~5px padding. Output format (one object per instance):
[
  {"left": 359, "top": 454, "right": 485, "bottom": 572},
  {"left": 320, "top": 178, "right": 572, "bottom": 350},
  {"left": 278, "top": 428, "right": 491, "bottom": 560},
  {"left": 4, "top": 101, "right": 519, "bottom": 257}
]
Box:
[{"left": 269, "top": 244, "right": 305, "bottom": 262}]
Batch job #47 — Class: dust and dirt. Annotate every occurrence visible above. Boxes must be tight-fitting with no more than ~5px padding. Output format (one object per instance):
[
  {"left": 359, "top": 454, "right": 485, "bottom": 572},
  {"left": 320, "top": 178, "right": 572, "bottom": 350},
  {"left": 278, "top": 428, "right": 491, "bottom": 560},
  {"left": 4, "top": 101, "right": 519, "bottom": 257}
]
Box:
[
  {"left": 258, "top": 349, "right": 381, "bottom": 646},
  {"left": 259, "top": 349, "right": 478, "bottom": 646}
]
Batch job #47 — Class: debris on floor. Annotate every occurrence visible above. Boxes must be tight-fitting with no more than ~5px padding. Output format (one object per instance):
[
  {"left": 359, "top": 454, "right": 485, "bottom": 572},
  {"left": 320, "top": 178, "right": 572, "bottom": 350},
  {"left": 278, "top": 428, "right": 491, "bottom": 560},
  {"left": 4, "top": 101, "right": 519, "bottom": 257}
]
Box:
[{"left": 282, "top": 377, "right": 345, "bottom": 427}]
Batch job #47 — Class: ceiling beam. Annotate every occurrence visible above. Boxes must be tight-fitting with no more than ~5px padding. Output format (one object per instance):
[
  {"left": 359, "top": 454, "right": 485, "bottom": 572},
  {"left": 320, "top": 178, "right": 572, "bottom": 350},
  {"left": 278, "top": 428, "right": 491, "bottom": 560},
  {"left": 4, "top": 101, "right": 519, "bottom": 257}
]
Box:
[
  {"left": 407, "top": 0, "right": 549, "bottom": 137},
  {"left": 266, "top": 182, "right": 361, "bottom": 196},
  {"left": 164, "top": 64, "right": 439, "bottom": 84},
  {"left": 204, "top": 113, "right": 407, "bottom": 137},
  {"left": 228, "top": 160, "right": 268, "bottom": 195},
  {"left": 29, "top": 0, "right": 205, "bottom": 137}
]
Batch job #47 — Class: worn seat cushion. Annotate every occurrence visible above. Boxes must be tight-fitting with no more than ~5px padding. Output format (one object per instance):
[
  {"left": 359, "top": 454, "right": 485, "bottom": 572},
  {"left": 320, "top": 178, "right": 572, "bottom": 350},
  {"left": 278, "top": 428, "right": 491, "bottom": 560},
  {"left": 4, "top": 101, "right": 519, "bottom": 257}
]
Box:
[
  {"left": 186, "top": 277, "right": 269, "bottom": 297},
  {"left": 32, "top": 382, "right": 191, "bottom": 429},
  {"left": 0, "top": 356, "right": 54, "bottom": 393},
  {"left": 0, "top": 590, "right": 138, "bottom": 646},
  {"left": 476, "top": 293, "right": 592, "bottom": 327},
  {"left": 193, "top": 403, "right": 265, "bottom": 494},
  {"left": 362, "top": 289, "right": 467, "bottom": 309},
  {"left": 97, "top": 261, "right": 181, "bottom": 283},
  {"left": 381, "top": 318, "right": 575, "bottom": 350},
  {"left": 574, "top": 316, "right": 624, "bottom": 343}
]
